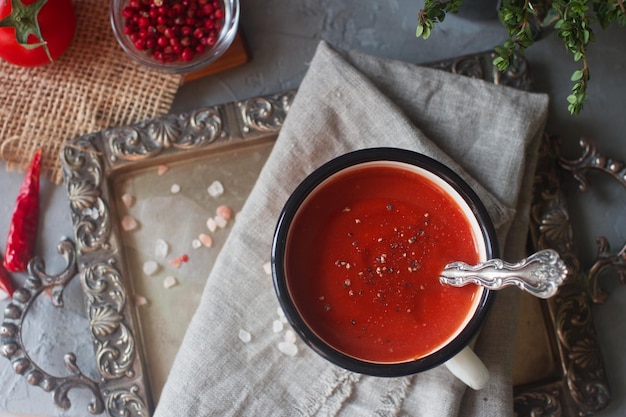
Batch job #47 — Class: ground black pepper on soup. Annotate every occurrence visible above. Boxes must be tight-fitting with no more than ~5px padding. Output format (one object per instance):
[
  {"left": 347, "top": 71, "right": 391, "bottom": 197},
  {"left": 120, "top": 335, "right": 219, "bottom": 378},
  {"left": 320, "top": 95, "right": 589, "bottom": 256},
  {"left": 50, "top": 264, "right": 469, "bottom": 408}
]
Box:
[{"left": 284, "top": 163, "right": 483, "bottom": 363}]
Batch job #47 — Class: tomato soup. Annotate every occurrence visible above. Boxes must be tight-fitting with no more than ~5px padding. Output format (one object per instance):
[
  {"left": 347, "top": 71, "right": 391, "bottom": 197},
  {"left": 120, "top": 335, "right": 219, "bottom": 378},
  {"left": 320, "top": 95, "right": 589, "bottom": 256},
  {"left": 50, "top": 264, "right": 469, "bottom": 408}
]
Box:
[{"left": 284, "top": 163, "right": 484, "bottom": 363}]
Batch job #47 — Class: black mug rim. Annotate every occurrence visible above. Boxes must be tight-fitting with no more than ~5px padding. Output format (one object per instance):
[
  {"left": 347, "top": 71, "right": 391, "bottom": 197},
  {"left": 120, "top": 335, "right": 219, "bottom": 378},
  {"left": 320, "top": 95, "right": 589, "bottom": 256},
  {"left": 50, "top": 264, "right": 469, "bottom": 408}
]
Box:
[{"left": 271, "top": 147, "right": 499, "bottom": 377}]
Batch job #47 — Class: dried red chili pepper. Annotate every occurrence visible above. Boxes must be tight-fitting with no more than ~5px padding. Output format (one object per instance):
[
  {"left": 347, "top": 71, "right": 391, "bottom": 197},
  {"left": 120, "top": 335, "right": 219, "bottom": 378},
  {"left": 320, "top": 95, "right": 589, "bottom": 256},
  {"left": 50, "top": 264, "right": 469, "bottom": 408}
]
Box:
[
  {"left": 4, "top": 148, "right": 42, "bottom": 272},
  {"left": 0, "top": 259, "right": 14, "bottom": 298}
]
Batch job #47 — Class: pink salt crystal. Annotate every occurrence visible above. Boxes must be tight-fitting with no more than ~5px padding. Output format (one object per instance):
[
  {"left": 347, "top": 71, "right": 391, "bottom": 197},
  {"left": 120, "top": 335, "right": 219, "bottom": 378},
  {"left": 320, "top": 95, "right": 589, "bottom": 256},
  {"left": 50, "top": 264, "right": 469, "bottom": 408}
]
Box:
[
  {"left": 142, "top": 260, "right": 159, "bottom": 276},
  {"left": 206, "top": 217, "right": 217, "bottom": 232},
  {"left": 239, "top": 329, "right": 252, "bottom": 343},
  {"left": 155, "top": 238, "right": 169, "bottom": 258},
  {"left": 278, "top": 341, "right": 298, "bottom": 356},
  {"left": 198, "top": 233, "right": 213, "bottom": 247},
  {"left": 284, "top": 329, "right": 297, "bottom": 344},
  {"left": 121, "top": 192, "right": 135, "bottom": 208},
  {"left": 121, "top": 215, "right": 138, "bottom": 231},
  {"left": 157, "top": 165, "right": 169, "bottom": 176},
  {"left": 163, "top": 276, "right": 178, "bottom": 289},
  {"left": 216, "top": 205, "right": 232, "bottom": 220},
  {"left": 272, "top": 320, "right": 284, "bottom": 333},
  {"left": 134, "top": 294, "right": 148, "bottom": 306},
  {"left": 169, "top": 258, "right": 182, "bottom": 268},
  {"left": 263, "top": 262, "right": 272, "bottom": 275},
  {"left": 207, "top": 180, "right": 224, "bottom": 197},
  {"left": 214, "top": 215, "right": 227, "bottom": 229}
]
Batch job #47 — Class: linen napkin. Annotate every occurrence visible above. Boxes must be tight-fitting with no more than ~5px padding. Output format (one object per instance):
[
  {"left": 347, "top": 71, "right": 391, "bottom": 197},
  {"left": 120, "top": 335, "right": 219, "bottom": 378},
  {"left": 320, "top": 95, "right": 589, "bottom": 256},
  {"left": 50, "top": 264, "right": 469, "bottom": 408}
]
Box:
[{"left": 154, "top": 41, "right": 548, "bottom": 417}]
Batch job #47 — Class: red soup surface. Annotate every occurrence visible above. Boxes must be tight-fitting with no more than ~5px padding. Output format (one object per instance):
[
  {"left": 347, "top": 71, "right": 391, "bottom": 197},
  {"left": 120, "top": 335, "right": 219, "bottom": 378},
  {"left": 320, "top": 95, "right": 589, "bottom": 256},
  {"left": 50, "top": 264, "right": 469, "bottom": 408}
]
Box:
[{"left": 285, "top": 163, "right": 483, "bottom": 363}]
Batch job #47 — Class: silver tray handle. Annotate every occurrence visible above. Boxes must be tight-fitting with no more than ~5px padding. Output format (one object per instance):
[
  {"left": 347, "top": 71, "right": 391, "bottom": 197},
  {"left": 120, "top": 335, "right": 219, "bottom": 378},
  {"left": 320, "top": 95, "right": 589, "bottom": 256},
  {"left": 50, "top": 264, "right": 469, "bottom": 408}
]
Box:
[{"left": 1, "top": 238, "right": 104, "bottom": 414}]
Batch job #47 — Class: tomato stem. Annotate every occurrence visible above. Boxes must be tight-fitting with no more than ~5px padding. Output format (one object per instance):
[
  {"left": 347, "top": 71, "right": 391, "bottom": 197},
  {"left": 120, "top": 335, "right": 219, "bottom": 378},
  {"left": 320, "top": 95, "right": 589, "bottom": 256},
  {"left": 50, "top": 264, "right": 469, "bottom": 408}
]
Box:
[{"left": 0, "top": 0, "right": 52, "bottom": 62}]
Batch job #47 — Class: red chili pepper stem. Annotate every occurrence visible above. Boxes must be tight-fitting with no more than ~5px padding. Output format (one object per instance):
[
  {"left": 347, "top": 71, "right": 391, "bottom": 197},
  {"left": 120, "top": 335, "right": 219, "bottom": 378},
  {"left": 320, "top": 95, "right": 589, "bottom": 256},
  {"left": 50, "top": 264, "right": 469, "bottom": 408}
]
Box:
[{"left": 4, "top": 148, "right": 42, "bottom": 273}]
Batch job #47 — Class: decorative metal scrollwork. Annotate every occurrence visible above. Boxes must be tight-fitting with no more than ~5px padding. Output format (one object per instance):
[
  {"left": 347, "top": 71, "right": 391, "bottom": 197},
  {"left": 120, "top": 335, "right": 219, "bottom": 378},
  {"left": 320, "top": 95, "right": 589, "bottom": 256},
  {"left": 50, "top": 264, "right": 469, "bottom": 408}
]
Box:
[
  {"left": 106, "top": 107, "right": 226, "bottom": 163},
  {"left": 0, "top": 239, "right": 105, "bottom": 414},
  {"left": 82, "top": 260, "right": 135, "bottom": 381},
  {"left": 588, "top": 238, "right": 626, "bottom": 304},
  {"left": 62, "top": 135, "right": 112, "bottom": 254},
  {"left": 515, "top": 135, "right": 611, "bottom": 416},
  {"left": 554, "top": 137, "right": 626, "bottom": 191},
  {"left": 237, "top": 90, "right": 295, "bottom": 136},
  {"left": 426, "top": 52, "right": 532, "bottom": 91},
  {"left": 551, "top": 136, "right": 626, "bottom": 304},
  {"left": 105, "top": 385, "right": 150, "bottom": 417},
  {"left": 514, "top": 388, "right": 562, "bottom": 417},
  {"left": 428, "top": 55, "right": 484, "bottom": 79}
]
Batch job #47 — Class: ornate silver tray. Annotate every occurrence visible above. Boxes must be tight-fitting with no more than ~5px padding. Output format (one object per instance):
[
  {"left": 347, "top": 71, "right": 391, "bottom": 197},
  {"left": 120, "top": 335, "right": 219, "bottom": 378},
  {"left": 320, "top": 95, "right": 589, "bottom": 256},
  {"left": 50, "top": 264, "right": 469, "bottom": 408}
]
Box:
[{"left": 2, "top": 51, "right": 622, "bottom": 416}]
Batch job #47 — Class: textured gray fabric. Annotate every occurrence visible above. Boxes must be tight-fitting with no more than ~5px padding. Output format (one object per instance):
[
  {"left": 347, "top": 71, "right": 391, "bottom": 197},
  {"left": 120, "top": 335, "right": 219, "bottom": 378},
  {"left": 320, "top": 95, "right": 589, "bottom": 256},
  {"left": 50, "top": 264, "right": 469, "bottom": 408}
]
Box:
[{"left": 154, "top": 41, "right": 549, "bottom": 417}]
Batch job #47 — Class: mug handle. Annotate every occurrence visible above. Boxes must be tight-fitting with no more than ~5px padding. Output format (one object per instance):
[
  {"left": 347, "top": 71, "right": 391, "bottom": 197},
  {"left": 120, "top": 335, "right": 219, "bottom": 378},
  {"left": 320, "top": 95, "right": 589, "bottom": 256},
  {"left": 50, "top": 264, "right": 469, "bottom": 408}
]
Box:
[{"left": 443, "top": 346, "right": 490, "bottom": 390}]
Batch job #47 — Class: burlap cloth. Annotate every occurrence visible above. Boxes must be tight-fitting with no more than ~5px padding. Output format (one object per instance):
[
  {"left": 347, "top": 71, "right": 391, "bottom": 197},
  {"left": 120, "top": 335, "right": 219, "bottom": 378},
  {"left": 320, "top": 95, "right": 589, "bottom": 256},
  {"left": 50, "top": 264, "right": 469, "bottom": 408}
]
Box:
[
  {"left": 0, "top": 0, "right": 182, "bottom": 184},
  {"left": 154, "top": 41, "right": 549, "bottom": 416}
]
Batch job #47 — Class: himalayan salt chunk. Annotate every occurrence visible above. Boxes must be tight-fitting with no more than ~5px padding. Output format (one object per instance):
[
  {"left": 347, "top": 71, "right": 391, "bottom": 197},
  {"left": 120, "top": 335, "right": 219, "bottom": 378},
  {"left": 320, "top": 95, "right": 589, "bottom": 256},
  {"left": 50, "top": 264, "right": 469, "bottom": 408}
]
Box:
[
  {"left": 155, "top": 239, "right": 169, "bottom": 258},
  {"left": 277, "top": 306, "right": 288, "bottom": 323},
  {"left": 263, "top": 262, "right": 272, "bottom": 275},
  {"left": 157, "top": 165, "right": 169, "bottom": 176},
  {"left": 143, "top": 260, "right": 159, "bottom": 276},
  {"left": 163, "top": 275, "right": 178, "bottom": 289},
  {"left": 284, "top": 329, "right": 297, "bottom": 344},
  {"left": 216, "top": 205, "right": 232, "bottom": 220},
  {"left": 278, "top": 341, "right": 298, "bottom": 356},
  {"left": 206, "top": 217, "right": 217, "bottom": 232},
  {"left": 169, "top": 257, "right": 182, "bottom": 268},
  {"left": 214, "top": 215, "right": 227, "bottom": 229},
  {"left": 134, "top": 294, "right": 148, "bottom": 306},
  {"left": 207, "top": 180, "right": 224, "bottom": 197},
  {"left": 121, "top": 192, "right": 135, "bottom": 208},
  {"left": 238, "top": 329, "right": 252, "bottom": 343},
  {"left": 272, "top": 320, "right": 284, "bottom": 333},
  {"left": 170, "top": 183, "right": 181, "bottom": 194},
  {"left": 121, "top": 215, "right": 138, "bottom": 231},
  {"left": 191, "top": 239, "right": 202, "bottom": 249},
  {"left": 199, "top": 233, "right": 213, "bottom": 247}
]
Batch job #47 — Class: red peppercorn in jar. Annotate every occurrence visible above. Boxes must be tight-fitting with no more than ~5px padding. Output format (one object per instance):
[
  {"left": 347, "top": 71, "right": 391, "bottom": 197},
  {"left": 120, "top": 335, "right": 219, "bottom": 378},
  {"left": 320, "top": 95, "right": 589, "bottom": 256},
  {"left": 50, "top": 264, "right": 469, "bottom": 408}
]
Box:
[{"left": 110, "top": 0, "right": 239, "bottom": 73}]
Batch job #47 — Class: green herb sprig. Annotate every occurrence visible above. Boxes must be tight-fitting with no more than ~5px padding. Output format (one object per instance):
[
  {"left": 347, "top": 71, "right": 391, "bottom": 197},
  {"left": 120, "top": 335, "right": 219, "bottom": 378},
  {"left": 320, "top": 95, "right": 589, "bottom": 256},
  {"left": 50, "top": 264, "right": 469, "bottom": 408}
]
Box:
[{"left": 416, "top": 0, "right": 626, "bottom": 115}]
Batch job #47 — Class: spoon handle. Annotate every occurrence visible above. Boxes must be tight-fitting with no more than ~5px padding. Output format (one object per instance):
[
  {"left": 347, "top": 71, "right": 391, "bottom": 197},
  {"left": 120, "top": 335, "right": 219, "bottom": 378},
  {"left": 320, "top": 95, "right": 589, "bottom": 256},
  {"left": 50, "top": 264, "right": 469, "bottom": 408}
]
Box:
[{"left": 440, "top": 249, "right": 568, "bottom": 299}]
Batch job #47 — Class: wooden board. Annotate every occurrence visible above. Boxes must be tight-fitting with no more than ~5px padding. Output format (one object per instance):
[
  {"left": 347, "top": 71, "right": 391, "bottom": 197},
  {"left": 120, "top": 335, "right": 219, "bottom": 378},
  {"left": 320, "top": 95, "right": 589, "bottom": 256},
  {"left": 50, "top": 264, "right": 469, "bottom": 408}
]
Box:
[{"left": 183, "top": 32, "right": 250, "bottom": 83}]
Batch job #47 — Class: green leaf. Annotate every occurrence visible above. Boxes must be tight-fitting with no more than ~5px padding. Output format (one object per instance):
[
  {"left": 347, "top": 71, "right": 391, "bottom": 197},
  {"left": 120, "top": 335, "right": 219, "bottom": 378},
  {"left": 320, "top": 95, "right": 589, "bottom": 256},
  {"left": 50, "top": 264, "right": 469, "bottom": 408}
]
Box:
[
  {"left": 416, "top": 24, "right": 425, "bottom": 38},
  {"left": 493, "top": 56, "right": 506, "bottom": 67},
  {"left": 571, "top": 69, "right": 584, "bottom": 81}
]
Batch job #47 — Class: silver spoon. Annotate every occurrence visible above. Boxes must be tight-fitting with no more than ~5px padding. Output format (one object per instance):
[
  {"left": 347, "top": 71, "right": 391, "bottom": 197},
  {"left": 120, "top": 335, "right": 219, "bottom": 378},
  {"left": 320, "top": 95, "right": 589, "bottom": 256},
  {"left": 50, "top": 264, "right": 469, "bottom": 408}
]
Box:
[{"left": 440, "top": 249, "right": 568, "bottom": 299}]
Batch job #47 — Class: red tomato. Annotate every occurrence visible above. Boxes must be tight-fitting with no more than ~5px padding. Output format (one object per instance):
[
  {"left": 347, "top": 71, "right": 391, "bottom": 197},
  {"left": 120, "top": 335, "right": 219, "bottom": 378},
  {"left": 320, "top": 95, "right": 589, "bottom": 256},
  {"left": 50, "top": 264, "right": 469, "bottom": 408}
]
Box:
[{"left": 0, "top": 0, "right": 76, "bottom": 67}]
